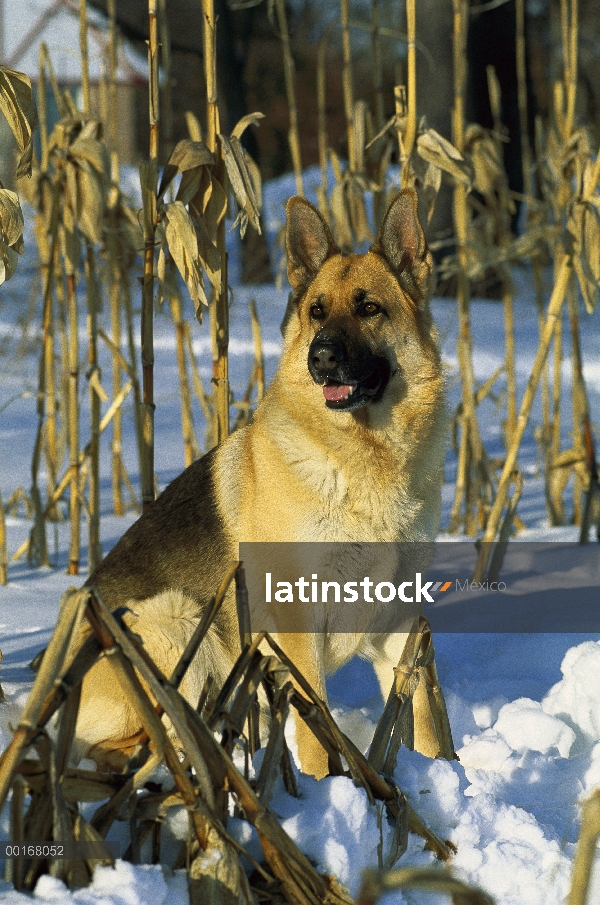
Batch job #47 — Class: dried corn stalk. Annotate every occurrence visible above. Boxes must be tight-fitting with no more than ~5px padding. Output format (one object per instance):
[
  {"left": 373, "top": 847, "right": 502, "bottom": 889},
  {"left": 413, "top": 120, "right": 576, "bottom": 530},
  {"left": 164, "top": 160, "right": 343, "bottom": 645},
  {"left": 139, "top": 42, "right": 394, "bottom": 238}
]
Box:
[
  {"left": 358, "top": 866, "right": 494, "bottom": 905},
  {"left": 0, "top": 567, "right": 458, "bottom": 901},
  {"left": 567, "top": 789, "right": 600, "bottom": 905}
]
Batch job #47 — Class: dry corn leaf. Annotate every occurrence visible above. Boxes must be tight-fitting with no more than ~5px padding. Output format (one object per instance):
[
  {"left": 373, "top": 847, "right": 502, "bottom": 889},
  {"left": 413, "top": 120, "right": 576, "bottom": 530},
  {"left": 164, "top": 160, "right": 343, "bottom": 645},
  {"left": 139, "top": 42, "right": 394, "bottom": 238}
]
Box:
[
  {"left": 566, "top": 129, "right": 591, "bottom": 167},
  {"left": 584, "top": 158, "right": 600, "bottom": 203},
  {"left": 0, "top": 188, "right": 23, "bottom": 284},
  {"left": 230, "top": 136, "right": 260, "bottom": 232},
  {"left": 65, "top": 160, "right": 79, "bottom": 222},
  {"left": 0, "top": 67, "right": 38, "bottom": 149},
  {"left": 548, "top": 460, "right": 573, "bottom": 501},
  {"left": 166, "top": 138, "right": 213, "bottom": 172},
  {"left": 465, "top": 124, "right": 504, "bottom": 198},
  {"left": 330, "top": 181, "right": 354, "bottom": 251},
  {"left": 76, "top": 165, "right": 105, "bottom": 244},
  {"left": 573, "top": 258, "right": 598, "bottom": 314},
  {"left": 156, "top": 242, "right": 167, "bottom": 284},
  {"left": 16, "top": 166, "right": 41, "bottom": 207},
  {"left": 410, "top": 154, "right": 442, "bottom": 225},
  {"left": 347, "top": 178, "right": 373, "bottom": 245},
  {"left": 506, "top": 224, "right": 557, "bottom": 262},
  {"left": 189, "top": 830, "right": 257, "bottom": 905},
  {"left": 188, "top": 166, "right": 213, "bottom": 217},
  {"left": 365, "top": 113, "right": 399, "bottom": 151},
  {"left": 158, "top": 139, "right": 213, "bottom": 199},
  {"left": 0, "top": 240, "right": 19, "bottom": 284},
  {"left": 243, "top": 150, "right": 263, "bottom": 212},
  {"left": 63, "top": 205, "right": 75, "bottom": 247},
  {"left": 0, "top": 66, "right": 38, "bottom": 178},
  {"left": 73, "top": 812, "right": 115, "bottom": 866},
  {"left": 62, "top": 774, "right": 123, "bottom": 803},
  {"left": 176, "top": 169, "right": 204, "bottom": 207},
  {"left": 219, "top": 134, "right": 261, "bottom": 237},
  {"left": 550, "top": 448, "right": 585, "bottom": 471},
  {"left": 578, "top": 200, "right": 599, "bottom": 260},
  {"left": 422, "top": 161, "right": 442, "bottom": 224},
  {"left": 568, "top": 203, "right": 599, "bottom": 305},
  {"left": 47, "top": 121, "right": 69, "bottom": 158},
  {"left": 156, "top": 243, "right": 167, "bottom": 303},
  {"left": 417, "top": 128, "right": 473, "bottom": 187},
  {"left": 231, "top": 208, "right": 249, "bottom": 240},
  {"left": 77, "top": 119, "right": 102, "bottom": 142},
  {"left": 162, "top": 200, "right": 207, "bottom": 309},
  {"left": 574, "top": 256, "right": 598, "bottom": 315},
  {"left": 9, "top": 232, "right": 22, "bottom": 256},
  {"left": 196, "top": 216, "right": 222, "bottom": 291},
  {"left": 220, "top": 135, "right": 247, "bottom": 208},
  {"left": 360, "top": 866, "right": 494, "bottom": 905},
  {"left": 192, "top": 174, "right": 227, "bottom": 243},
  {"left": 0, "top": 187, "right": 24, "bottom": 248},
  {"left": 185, "top": 110, "right": 203, "bottom": 142},
  {"left": 135, "top": 792, "right": 184, "bottom": 822},
  {"left": 451, "top": 223, "right": 556, "bottom": 280},
  {"left": 569, "top": 201, "right": 600, "bottom": 313},
  {"left": 231, "top": 111, "right": 265, "bottom": 140},
  {"left": 70, "top": 136, "right": 109, "bottom": 176}
]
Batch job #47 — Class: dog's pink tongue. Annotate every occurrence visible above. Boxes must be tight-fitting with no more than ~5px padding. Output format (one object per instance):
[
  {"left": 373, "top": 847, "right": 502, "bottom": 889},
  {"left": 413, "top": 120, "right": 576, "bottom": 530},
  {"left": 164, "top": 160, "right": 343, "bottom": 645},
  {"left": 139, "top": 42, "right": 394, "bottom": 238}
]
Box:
[{"left": 323, "top": 383, "right": 354, "bottom": 402}]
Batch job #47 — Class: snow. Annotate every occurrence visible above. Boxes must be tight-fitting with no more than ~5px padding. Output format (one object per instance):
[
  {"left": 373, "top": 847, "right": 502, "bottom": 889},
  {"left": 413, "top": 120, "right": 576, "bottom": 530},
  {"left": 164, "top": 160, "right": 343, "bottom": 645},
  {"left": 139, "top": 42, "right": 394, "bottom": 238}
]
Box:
[
  {"left": 1, "top": 166, "right": 600, "bottom": 904},
  {"left": 0, "top": 862, "right": 189, "bottom": 905},
  {"left": 493, "top": 699, "right": 576, "bottom": 758},
  {"left": 542, "top": 642, "right": 600, "bottom": 743}
]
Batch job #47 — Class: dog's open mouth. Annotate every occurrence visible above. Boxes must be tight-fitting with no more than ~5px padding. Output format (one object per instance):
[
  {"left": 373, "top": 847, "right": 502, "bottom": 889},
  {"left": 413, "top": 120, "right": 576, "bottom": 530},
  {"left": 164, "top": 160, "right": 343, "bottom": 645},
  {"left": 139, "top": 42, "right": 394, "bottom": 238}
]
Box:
[
  {"left": 322, "top": 381, "right": 357, "bottom": 403},
  {"left": 321, "top": 365, "right": 388, "bottom": 411}
]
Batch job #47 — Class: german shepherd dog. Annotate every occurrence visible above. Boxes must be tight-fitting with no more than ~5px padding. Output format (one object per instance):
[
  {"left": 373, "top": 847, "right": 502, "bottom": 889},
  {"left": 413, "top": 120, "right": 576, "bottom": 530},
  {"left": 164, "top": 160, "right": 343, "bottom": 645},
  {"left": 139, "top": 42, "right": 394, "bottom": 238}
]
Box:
[{"left": 73, "top": 188, "right": 447, "bottom": 778}]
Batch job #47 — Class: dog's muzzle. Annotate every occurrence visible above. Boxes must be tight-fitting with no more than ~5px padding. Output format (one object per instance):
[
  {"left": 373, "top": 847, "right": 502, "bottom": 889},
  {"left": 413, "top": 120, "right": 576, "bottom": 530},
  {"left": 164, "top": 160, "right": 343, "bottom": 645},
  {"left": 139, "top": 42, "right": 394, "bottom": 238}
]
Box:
[{"left": 308, "top": 335, "right": 391, "bottom": 411}]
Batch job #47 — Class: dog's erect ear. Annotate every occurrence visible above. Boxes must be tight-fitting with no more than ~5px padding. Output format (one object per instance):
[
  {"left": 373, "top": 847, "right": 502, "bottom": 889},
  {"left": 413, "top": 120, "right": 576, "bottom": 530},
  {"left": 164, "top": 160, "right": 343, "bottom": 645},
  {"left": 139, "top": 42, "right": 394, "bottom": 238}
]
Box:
[
  {"left": 286, "top": 197, "right": 338, "bottom": 295},
  {"left": 373, "top": 189, "right": 432, "bottom": 299}
]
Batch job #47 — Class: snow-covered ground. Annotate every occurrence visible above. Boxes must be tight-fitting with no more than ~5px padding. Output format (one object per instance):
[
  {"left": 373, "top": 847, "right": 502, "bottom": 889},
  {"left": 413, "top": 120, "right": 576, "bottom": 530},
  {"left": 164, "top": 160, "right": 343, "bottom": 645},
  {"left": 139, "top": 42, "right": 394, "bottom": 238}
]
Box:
[{"left": 1, "top": 169, "right": 600, "bottom": 904}]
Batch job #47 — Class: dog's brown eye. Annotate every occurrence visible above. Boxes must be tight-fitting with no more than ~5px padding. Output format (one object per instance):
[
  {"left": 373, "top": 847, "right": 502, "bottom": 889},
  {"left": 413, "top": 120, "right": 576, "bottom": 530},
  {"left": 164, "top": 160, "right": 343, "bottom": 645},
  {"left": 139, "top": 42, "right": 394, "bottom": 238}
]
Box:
[
  {"left": 310, "top": 303, "right": 325, "bottom": 319},
  {"left": 359, "top": 302, "right": 381, "bottom": 317}
]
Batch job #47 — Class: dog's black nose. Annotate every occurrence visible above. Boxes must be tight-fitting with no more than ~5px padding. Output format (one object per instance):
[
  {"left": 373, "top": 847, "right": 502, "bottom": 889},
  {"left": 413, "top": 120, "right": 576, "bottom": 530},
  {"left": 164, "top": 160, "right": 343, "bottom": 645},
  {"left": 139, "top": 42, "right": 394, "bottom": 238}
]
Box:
[{"left": 310, "top": 339, "right": 345, "bottom": 374}]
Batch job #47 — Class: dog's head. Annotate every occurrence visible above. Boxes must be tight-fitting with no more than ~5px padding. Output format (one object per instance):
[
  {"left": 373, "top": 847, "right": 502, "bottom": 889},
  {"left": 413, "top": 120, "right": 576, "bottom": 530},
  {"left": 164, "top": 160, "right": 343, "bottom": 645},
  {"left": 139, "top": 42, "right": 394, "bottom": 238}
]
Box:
[{"left": 284, "top": 189, "right": 437, "bottom": 413}]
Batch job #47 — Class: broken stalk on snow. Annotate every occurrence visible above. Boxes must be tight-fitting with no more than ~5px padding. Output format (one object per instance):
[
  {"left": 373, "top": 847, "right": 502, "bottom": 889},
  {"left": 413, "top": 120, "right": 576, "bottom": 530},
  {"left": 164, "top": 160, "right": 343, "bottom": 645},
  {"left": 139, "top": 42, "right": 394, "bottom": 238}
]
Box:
[
  {"left": 263, "top": 633, "right": 455, "bottom": 862},
  {"left": 358, "top": 866, "right": 494, "bottom": 905},
  {"left": 368, "top": 617, "right": 456, "bottom": 776}
]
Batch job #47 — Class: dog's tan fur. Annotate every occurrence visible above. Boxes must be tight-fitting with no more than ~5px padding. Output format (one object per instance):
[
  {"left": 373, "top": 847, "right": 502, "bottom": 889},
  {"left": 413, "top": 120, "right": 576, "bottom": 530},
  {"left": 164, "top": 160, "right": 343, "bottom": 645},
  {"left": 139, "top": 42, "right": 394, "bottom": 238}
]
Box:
[{"left": 73, "top": 189, "right": 447, "bottom": 778}]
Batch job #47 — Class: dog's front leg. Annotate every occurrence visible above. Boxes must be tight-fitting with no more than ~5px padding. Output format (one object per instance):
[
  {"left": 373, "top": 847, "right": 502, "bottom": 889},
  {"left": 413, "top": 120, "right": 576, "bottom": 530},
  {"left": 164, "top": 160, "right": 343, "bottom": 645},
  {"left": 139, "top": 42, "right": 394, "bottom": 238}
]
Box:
[{"left": 272, "top": 631, "right": 329, "bottom": 779}]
